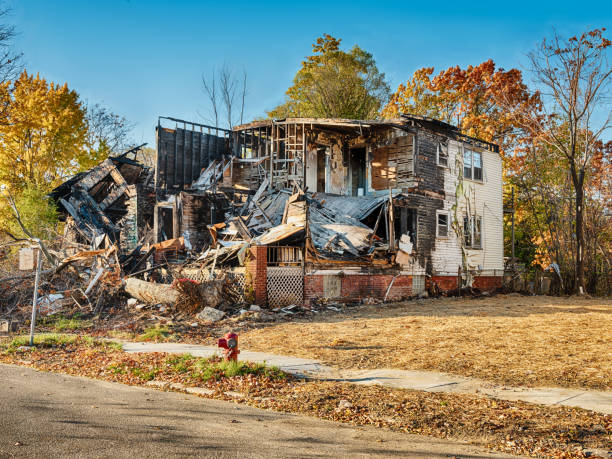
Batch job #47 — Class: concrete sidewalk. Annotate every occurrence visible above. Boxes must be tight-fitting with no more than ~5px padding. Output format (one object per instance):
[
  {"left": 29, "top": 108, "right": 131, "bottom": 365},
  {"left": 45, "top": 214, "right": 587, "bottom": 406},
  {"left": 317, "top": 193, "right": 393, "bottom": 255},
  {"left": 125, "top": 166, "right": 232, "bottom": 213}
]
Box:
[{"left": 121, "top": 341, "right": 612, "bottom": 415}]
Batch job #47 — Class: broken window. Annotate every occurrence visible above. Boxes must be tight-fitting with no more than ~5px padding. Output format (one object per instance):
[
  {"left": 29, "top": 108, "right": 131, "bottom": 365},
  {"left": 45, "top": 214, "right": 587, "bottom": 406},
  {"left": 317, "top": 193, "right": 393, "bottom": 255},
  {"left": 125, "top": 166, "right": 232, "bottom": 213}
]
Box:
[
  {"left": 463, "top": 148, "right": 483, "bottom": 181},
  {"left": 463, "top": 215, "right": 482, "bottom": 249},
  {"left": 393, "top": 206, "right": 417, "bottom": 248},
  {"left": 436, "top": 211, "right": 449, "bottom": 237},
  {"left": 437, "top": 142, "right": 448, "bottom": 167}
]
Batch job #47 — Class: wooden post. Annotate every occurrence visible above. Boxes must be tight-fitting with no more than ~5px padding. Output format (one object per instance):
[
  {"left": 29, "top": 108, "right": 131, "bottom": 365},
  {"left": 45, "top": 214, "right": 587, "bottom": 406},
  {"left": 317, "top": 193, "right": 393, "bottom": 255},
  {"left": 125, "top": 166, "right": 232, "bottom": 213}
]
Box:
[
  {"left": 388, "top": 188, "right": 395, "bottom": 251},
  {"left": 29, "top": 247, "right": 42, "bottom": 346}
]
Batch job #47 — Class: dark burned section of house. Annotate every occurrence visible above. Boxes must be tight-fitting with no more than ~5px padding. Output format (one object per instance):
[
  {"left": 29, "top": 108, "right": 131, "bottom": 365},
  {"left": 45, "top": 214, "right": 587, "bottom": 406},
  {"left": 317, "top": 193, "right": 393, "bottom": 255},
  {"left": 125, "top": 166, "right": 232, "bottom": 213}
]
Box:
[
  {"left": 51, "top": 114, "right": 504, "bottom": 308},
  {"left": 49, "top": 144, "right": 156, "bottom": 256}
]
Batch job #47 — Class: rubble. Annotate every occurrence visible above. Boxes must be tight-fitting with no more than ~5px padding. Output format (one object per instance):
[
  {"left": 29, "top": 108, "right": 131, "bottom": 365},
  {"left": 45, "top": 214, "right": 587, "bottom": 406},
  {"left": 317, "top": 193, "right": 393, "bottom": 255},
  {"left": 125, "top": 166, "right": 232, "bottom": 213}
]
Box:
[
  {"left": 37, "top": 294, "right": 66, "bottom": 316},
  {"left": 197, "top": 307, "right": 225, "bottom": 323}
]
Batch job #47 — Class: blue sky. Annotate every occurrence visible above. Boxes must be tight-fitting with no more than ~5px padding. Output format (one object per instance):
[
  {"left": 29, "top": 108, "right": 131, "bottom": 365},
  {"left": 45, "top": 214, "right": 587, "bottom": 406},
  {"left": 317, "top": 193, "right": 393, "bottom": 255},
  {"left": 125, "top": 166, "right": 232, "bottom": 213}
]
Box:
[{"left": 10, "top": 0, "right": 612, "bottom": 146}]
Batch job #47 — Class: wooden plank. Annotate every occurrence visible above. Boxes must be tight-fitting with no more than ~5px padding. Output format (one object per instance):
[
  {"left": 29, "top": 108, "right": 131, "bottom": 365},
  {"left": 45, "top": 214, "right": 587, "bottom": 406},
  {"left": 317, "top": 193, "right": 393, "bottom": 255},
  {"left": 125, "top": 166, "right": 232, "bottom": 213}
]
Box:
[
  {"left": 77, "top": 159, "right": 115, "bottom": 190},
  {"left": 99, "top": 183, "right": 128, "bottom": 210}
]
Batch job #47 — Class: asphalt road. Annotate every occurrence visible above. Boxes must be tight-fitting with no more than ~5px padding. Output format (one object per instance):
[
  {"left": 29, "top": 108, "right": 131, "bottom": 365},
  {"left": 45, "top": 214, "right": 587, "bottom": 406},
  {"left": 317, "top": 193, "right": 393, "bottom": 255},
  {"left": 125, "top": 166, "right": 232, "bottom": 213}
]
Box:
[{"left": 0, "top": 364, "right": 518, "bottom": 458}]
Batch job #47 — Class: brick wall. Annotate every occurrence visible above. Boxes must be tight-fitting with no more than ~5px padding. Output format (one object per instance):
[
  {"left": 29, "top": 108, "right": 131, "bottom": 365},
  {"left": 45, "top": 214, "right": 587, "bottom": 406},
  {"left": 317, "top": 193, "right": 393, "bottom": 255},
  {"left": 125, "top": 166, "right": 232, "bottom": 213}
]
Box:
[
  {"left": 303, "top": 275, "right": 323, "bottom": 302},
  {"left": 304, "top": 274, "right": 412, "bottom": 305},
  {"left": 472, "top": 276, "right": 503, "bottom": 291},
  {"left": 431, "top": 275, "right": 502, "bottom": 292},
  {"left": 431, "top": 275, "right": 460, "bottom": 291},
  {"left": 269, "top": 267, "right": 501, "bottom": 306},
  {"left": 246, "top": 245, "right": 267, "bottom": 305}
]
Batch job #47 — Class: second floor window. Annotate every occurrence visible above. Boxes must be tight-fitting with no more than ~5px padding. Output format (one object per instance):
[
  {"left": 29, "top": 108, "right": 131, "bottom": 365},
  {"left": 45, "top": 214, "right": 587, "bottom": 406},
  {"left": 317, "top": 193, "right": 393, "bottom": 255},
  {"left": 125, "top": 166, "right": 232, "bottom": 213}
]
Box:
[
  {"left": 464, "top": 148, "right": 483, "bottom": 181},
  {"left": 463, "top": 215, "right": 482, "bottom": 248},
  {"left": 437, "top": 142, "right": 448, "bottom": 167}
]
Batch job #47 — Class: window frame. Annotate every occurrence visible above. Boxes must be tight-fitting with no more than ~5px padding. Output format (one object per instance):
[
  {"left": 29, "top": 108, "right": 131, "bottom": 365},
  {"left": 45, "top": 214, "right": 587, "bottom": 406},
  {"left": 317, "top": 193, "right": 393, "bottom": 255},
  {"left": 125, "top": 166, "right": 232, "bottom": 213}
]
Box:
[
  {"left": 436, "top": 210, "right": 450, "bottom": 238},
  {"left": 462, "top": 146, "right": 484, "bottom": 182},
  {"left": 436, "top": 142, "right": 448, "bottom": 168},
  {"left": 463, "top": 214, "right": 483, "bottom": 249}
]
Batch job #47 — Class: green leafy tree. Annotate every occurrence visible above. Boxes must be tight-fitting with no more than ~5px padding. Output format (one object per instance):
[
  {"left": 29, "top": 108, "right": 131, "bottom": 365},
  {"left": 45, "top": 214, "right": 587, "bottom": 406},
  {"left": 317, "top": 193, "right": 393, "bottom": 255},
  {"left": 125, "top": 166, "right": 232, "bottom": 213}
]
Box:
[
  {"left": 268, "top": 34, "right": 390, "bottom": 119},
  {"left": 1, "top": 185, "right": 58, "bottom": 241}
]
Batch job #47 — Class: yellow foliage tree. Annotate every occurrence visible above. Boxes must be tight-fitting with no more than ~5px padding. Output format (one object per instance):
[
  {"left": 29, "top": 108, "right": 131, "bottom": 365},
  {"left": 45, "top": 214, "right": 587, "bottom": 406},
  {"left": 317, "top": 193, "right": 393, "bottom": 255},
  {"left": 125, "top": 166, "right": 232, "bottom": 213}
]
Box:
[{"left": 0, "top": 71, "right": 94, "bottom": 193}]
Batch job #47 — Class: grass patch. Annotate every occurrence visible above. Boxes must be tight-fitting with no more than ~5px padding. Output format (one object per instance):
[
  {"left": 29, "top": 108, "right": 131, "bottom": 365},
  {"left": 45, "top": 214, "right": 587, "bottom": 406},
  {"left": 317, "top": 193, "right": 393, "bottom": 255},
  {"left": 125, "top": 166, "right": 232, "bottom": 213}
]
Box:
[
  {"left": 50, "top": 317, "right": 93, "bottom": 332},
  {"left": 37, "top": 313, "right": 92, "bottom": 332},
  {"left": 106, "top": 330, "right": 136, "bottom": 340},
  {"left": 166, "top": 354, "right": 286, "bottom": 383},
  {"left": 136, "top": 326, "right": 172, "bottom": 342},
  {"left": 5, "top": 333, "right": 77, "bottom": 350},
  {"left": 166, "top": 353, "right": 195, "bottom": 373},
  {"left": 1, "top": 334, "right": 122, "bottom": 352}
]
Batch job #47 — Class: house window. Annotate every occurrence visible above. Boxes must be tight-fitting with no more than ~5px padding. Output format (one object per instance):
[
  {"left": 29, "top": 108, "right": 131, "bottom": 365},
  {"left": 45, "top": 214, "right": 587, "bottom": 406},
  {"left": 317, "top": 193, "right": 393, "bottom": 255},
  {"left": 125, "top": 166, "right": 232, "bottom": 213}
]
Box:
[
  {"left": 437, "top": 142, "right": 448, "bottom": 167},
  {"left": 463, "top": 148, "right": 483, "bottom": 181},
  {"left": 463, "top": 215, "right": 482, "bottom": 248},
  {"left": 437, "top": 211, "right": 449, "bottom": 237}
]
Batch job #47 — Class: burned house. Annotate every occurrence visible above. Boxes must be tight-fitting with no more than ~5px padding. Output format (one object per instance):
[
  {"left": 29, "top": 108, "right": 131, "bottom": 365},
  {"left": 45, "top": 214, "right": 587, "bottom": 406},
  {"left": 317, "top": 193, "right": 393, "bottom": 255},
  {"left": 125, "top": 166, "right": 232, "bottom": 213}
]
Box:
[
  {"left": 151, "top": 114, "right": 504, "bottom": 306},
  {"left": 52, "top": 114, "right": 504, "bottom": 308}
]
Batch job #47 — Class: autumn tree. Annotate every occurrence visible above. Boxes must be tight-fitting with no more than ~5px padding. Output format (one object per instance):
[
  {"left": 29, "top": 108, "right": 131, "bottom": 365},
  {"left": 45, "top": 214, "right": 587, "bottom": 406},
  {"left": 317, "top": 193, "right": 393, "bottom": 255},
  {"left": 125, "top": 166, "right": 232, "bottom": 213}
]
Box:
[
  {"left": 511, "top": 29, "right": 612, "bottom": 294},
  {"left": 268, "top": 34, "right": 390, "bottom": 120},
  {"left": 0, "top": 71, "right": 90, "bottom": 193},
  {"left": 382, "top": 60, "right": 540, "bottom": 156}
]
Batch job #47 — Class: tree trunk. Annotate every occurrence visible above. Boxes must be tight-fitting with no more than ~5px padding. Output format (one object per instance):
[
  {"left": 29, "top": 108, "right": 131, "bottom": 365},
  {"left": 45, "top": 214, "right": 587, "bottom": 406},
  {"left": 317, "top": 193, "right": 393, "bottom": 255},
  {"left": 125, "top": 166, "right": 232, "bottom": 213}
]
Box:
[
  {"left": 572, "top": 165, "right": 586, "bottom": 294},
  {"left": 125, "top": 278, "right": 179, "bottom": 304}
]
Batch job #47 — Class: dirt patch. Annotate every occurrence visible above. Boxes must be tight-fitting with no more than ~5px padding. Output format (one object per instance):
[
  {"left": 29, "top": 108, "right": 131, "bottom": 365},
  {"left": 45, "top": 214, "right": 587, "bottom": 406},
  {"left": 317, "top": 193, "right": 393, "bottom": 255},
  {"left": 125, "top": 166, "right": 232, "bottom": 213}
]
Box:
[{"left": 239, "top": 294, "right": 612, "bottom": 390}]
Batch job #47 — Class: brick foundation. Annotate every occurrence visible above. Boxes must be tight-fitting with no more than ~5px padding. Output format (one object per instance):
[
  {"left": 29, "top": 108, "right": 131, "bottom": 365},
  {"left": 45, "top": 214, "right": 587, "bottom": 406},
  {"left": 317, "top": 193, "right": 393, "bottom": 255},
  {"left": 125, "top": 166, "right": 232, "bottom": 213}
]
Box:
[
  {"left": 431, "top": 275, "right": 502, "bottom": 292},
  {"left": 304, "top": 273, "right": 412, "bottom": 305},
  {"left": 430, "top": 275, "right": 460, "bottom": 291},
  {"left": 472, "top": 276, "right": 503, "bottom": 291},
  {"left": 255, "top": 259, "right": 501, "bottom": 306}
]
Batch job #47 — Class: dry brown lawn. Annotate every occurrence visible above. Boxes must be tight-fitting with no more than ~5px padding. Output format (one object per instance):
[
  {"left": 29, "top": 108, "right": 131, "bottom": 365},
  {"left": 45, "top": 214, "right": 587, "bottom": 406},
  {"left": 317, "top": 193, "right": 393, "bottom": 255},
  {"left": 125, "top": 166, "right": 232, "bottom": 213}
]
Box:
[{"left": 240, "top": 294, "right": 612, "bottom": 390}]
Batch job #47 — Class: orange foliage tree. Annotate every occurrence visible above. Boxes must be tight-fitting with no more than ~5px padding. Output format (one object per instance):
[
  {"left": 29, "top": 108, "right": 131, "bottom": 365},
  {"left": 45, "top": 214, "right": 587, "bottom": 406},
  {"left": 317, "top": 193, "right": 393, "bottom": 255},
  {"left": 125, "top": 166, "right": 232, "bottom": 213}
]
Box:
[{"left": 382, "top": 59, "right": 541, "bottom": 158}]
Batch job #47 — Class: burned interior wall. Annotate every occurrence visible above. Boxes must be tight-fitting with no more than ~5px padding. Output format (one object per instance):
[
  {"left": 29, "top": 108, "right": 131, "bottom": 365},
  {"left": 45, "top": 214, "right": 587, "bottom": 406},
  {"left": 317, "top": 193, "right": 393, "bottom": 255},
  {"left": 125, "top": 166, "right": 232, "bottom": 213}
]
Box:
[
  {"left": 118, "top": 185, "right": 138, "bottom": 251},
  {"left": 371, "top": 132, "right": 415, "bottom": 192},
  {"left": 156, "top": 120, "right": 230, "bottom": 194},
  {"left": 327, "top": 144, "right": 347, "bottom": 195},
  {"left": 180, "top": 192, "right": 228, "bottom": 252}
]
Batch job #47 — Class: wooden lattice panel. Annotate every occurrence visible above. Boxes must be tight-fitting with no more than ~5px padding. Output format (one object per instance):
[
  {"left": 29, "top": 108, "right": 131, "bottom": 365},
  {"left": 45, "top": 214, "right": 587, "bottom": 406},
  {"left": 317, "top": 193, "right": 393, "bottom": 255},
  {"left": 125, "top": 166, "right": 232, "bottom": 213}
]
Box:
[{"left": 267, "top": 267, "right": 303, "bottom": 307}]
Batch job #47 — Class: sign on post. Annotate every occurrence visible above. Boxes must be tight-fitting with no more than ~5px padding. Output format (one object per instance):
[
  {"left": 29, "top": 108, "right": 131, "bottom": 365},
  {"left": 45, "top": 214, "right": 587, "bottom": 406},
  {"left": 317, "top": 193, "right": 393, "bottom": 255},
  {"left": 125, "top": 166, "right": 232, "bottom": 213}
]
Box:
[{"left": 19, "top": 247, "right": 37, "bottom": 271}]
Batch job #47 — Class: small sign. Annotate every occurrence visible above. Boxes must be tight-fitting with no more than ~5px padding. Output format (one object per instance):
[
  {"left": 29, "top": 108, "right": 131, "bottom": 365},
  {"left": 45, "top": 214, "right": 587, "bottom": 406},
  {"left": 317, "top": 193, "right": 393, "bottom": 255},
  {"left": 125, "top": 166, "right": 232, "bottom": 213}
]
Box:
[{"left": 19, "top": 247, "right": 37, "bottom": 271}]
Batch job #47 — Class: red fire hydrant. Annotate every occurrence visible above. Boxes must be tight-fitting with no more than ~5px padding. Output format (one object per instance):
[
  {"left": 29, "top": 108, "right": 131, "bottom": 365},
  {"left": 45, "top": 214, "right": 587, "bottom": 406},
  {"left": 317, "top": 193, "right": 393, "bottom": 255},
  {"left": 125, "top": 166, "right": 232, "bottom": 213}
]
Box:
[{"left": 217, "top": 332, "right": 240, "bottom": 361}]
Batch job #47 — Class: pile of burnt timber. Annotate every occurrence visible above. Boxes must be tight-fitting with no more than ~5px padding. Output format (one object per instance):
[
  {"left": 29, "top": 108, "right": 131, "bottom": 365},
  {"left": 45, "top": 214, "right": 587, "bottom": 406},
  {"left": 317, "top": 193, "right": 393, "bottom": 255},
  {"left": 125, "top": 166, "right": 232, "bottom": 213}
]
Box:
[{"left": 49, "top": 147, "right": 154, "bottom": 252}]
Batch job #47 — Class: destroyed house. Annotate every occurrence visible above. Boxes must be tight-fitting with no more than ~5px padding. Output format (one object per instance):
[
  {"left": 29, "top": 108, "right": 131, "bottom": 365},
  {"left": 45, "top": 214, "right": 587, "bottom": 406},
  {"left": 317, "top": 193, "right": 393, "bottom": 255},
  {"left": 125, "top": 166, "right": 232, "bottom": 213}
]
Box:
[
  {"left": 153, "top": 114, "right": 504, "bottom": 307},
  {"left": 51, "top": 114, "right": 504, "bottom": 308}
]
